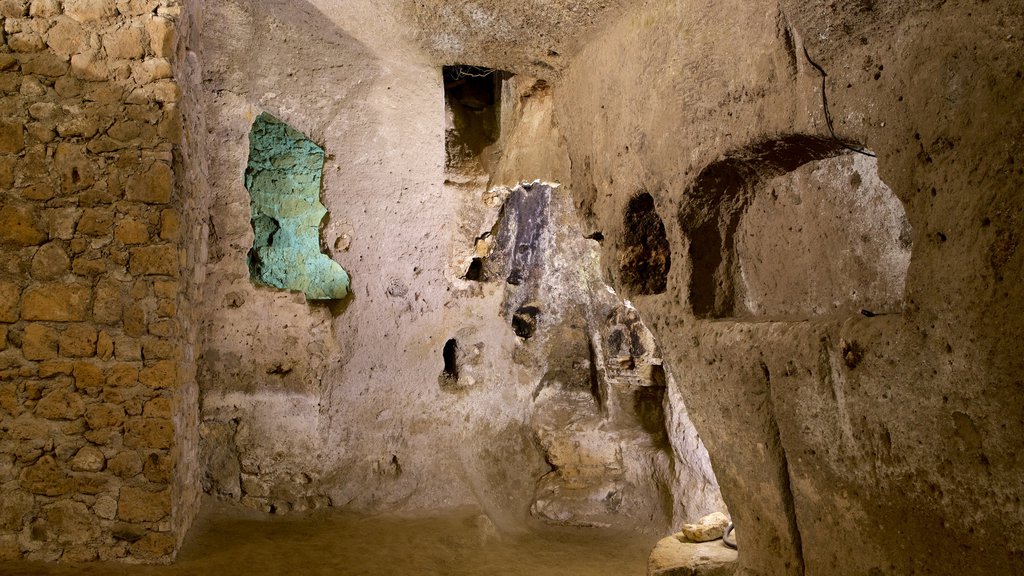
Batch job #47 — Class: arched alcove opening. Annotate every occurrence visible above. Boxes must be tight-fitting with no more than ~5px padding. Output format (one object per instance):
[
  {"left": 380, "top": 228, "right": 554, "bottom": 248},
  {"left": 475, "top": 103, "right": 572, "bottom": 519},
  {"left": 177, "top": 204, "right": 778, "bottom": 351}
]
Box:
[{"left": 680, "top": 136, "right": 912, "bottom": 320}]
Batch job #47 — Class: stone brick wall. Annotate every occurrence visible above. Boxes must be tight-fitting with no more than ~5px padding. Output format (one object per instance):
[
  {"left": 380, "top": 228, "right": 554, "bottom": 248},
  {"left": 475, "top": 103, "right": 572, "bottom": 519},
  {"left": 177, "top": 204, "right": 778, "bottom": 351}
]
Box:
[{"left": 0, "top": 0, "right": 204, "bottom": 563}]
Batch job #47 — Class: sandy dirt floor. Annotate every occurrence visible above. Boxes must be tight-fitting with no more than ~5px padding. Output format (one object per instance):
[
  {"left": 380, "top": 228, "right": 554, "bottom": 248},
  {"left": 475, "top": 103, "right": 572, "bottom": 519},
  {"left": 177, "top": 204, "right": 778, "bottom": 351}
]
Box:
[{"left": 0, "top": 501, "right": 658, "bottom": 576}]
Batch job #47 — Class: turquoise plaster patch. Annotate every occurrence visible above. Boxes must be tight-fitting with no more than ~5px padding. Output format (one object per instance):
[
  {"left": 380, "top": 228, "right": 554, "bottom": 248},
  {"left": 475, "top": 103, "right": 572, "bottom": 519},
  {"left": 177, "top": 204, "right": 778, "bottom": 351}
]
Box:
[{"left": 246, "top": 113, "right": 350, "bottom": 300}]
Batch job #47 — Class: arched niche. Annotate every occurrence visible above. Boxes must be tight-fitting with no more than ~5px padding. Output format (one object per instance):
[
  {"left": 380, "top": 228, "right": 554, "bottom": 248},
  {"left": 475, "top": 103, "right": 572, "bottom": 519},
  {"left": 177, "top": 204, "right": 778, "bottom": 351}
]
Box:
[{"left": 680, "top": 136, "right": 912, "bottom": 320}]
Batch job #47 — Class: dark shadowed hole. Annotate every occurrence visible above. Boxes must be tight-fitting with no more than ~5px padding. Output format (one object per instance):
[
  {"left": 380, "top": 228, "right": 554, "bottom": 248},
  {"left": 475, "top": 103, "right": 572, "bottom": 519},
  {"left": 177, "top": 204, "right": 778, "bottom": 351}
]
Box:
[
  {"left": 442, "top": 338, "right": 459, "bottom": 382},
  {"left": 512, "top": 305, "right": 540, "bottom": 339},
  {"left": 443, "top": 65, "right": 505, "bottom": 169},
  {"left": 619, "top": 193, "right": 671, "bottom": 296},
  {"left": 464, "top": 257, "right": 484, "bottom": 281}
]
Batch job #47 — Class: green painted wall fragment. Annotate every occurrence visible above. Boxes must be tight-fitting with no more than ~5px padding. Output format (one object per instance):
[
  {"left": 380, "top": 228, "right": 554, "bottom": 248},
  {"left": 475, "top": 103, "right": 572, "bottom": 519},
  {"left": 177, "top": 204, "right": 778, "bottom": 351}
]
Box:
[{"left": 246, "top": 113, "right": 350, "bottom": 300}]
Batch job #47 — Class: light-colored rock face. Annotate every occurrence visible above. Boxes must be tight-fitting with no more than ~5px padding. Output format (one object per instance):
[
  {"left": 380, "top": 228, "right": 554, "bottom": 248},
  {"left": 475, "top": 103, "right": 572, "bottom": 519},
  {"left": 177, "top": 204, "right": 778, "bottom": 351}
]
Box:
[
  {"left": 191, "top": 0, "right": 722, "bottom": 539},
  {"left": 1, "top": 0, "right": 1020, "bottom": 572},
  {"left": 556, "top": 0, "right": 1024, "bottom": 574}
]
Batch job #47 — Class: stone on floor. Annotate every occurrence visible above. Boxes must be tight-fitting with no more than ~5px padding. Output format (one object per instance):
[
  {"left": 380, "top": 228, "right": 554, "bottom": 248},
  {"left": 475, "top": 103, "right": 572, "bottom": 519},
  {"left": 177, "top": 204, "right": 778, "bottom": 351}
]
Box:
[{"left": 648, "top": 536, "right": 737, "bottom": 576}]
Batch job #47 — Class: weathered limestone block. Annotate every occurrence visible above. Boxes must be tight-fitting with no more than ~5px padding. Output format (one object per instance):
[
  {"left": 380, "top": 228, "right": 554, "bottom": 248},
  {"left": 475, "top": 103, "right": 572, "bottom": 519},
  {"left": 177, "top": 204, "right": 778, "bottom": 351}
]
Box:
[
  {"left": 117, "top": 486, "right": 170, "bottom": 522},
  {"left": 124, "top": 417, "right": 173, "bottom": 449},
  {"left": 0, "top": 489, "right": 33, "bottom": 530},
  {"left": 72, "top": 361, "right": 103, "bottom": 390},
  {"left": 8, "top": 31, "right": 46, "bottom": 53},
  {"left": 142, "top": 396, "right": 170, "bottom": 418},
  {"left": 35, "top": 386, "right": 86, "bottom": 420},
  {"left": 29, "top": 0, "right": 61, "bottom": 18},
  {"left": 649, "top": 536, "right": 737, "bottom": 576},
  {"left": 45, "top": 17, "right": 85, "bottom": 58},
  {"left": 77, "top": 207, "right": 114, "bottom": 236},
  {"left": 0, "top": 202, "right": 47, "bottom": 246},
  {"left": 142, "top": 451, "right": 171, "bottom": 483},
  {"left": 58, "top": 324, "right": 97, "bottom": 357},
  {"left": 114, "top": 217, "right": 150, "bottom": 244},
  {"left": 46, "top": 207, "right": 81, "bottom": 241},
  {"left": 131, "top": 58, "right": 171, "bottom": 85},
  {"left": 93, "top": 276, "right": 124, "bottom": 325},
  {"left": 54, "top": 142, "right": 96, "bottom": 193},
  {"left": 103, "top": 24, "right": 146, "bottom": 60},
  {"left": 63, "top": 0, "right": 115, "bottom": 23},
  {"left": 23, "top": 323, "right": 59, "bottom": 360},
  {"left": 85, "top": 402, "right": 125, "bottom": 429},
  {"left": 38, "top": 360, "right": 73, "bottom": 378},
  {"left": 30, "top": 242, "right": 70, "bottom": 280},
  {"left": 93, "top": 494, "right": 117, "bottom": 520},
  {"left": 95, "top": 330, "right": 113, "bottom": 360},
  {"left": 677, "top": 512, "right": 730, "bottom": 543},
  {"left": 70, "top": 50, "right": 109, "bottom": 81},
  {"left": 105, "top": 363, "right": 139, "bottom": 387},
  {"left": 0, "top": 0, "right": 28, "bottom": 18},
  {"left": 159, "top": 209, "right": 179, "bottom": 241},
  {"left": 141, "top": 337, "right": 175, "bottom": 360},
  {"left": 0, "top": 280, "right": 21, "bottom": 322},
  {"left": 19, "top": 454, "right": 73, "bottom": 496},
  {"left": 129, "top": 245, "right": 178, "bottom": 276},
  {"left": 70, "top": 445, "right": 105, "bottom": 472},
  {"left": 138, "top": 359, "right": 175, "bottom": 389},
  {"left": 107, "top": 450, "right": 142, "bottom": 478},
  {"left": 20, "top": 52, "right": 69, "bottom": 77},
  {"left": 21, "top": 283, "right": 91, "bottom": 321},
  {"left": 144, "top": 16, "right": 174, "bottom": 58},
  {"left": 126, "top": 80, "right": 179, "bottom": 104},
  {"left": 44, "top": 500, "right": 100, "bottom": 545},
  {"left": 126, "top": 161, "right": 172, "bottom": 204},
  {"left": 130, "top": 532, "right": 176, "bottom": 560}
]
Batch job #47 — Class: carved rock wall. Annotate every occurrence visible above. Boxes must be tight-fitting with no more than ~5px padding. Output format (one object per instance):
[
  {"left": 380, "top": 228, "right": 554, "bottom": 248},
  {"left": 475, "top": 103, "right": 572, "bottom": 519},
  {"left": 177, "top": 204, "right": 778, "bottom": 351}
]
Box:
[{"left": 556, "top": 0, "right": 1024, "bottom": 574}]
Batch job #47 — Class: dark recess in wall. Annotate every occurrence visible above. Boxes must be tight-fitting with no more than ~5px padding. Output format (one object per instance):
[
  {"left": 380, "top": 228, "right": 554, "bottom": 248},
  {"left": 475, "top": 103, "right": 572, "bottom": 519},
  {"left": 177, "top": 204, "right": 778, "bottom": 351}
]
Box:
[
  {"left": 443, "top": 65, "right": 505, "bottom": 169},
  {"left": 619, "top": 192, "right": 671, "bottom": 296},
  {"left": 440, "top": 338, "right": 459, "bottom": 386}
]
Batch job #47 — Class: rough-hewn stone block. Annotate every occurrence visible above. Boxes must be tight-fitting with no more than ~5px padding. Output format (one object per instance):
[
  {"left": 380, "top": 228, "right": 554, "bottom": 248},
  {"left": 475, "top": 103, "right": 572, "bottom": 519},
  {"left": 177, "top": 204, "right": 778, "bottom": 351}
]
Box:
[
  {"left": 63, "top": 0, "right": 115, "bottom": 23},
  {"left": 129, "top": 532, "right": 176, "bottom": 560},
  {"left": 84, "top": 402, "right": 125, "bottom": 430},
  {"left": 19, "top": 455, "right": 72, "bottom": 496},
  {"left": 23, "top": 323, "right": 59, "bottom": 360},
  {"left": 105, "top": 363, "right": 139, "bottom": 387},
  {"left": 0, "top": 281, "right": 20, "bottom": 322},
  {"left": 145, "top": 16, "right": 175, "bottom": 58},
  {"left": 129, "top": 245, "right": 178, "bottom": 276},
  {"left": 114, "top": 218, "right": 150, "bottom": 244},
  {"left": 142, "top": 337, "right": 176, "bottom": 360},
  {"left": 30, "top": 242, "right": 71, "bottom": 280},
  {"left": 93, "top": 277, "right": 123, "bottom": 325},
  {"left": 103, "top": 24, "right": 146, "bottom": 60},
  {"left": 107, "top": 450, "right": 142, "bottom": 478},
  {"left": 21, "top": 283, "right": 91, "bottom": 321},
  {"left": 0, "top": 0, "right": 28, "bottom": 18},
  {"left": 126, "top": 162, "right": 172, "bottom": 204},
  {"left": 72, "top": 361, "right": 103, "bottom": 390},
  {"left": 35, "top": 386, "right": 86, "bottom": 420},
  {"left": 59, "top": 324, "right": 98, "bottom": 357},
  {"left": 117, "top": 486, "right": 170, "bottom": 522},
  {"left": 69, "top": 445, "right": 105, "bottom": 472},
  {"left": 77, "top": 207, "right": 114, "bottom": 236},
  {"left": 139, "top": 360, "right": 176, "bottom": 389},
  {"left": 0, "top": 202, "right": 47, "bottom": 246},
  {"left": 124, "top": 417, "right": 173, "bottom": 449},
  {"left": 0, "top": 120, "right": 25, "bottom": 154}
]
